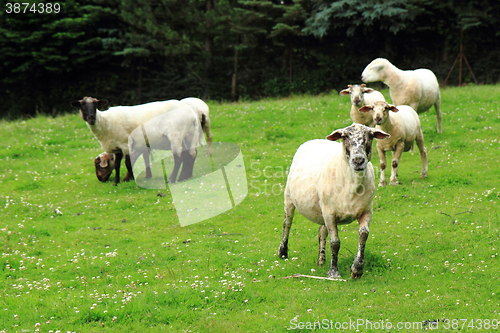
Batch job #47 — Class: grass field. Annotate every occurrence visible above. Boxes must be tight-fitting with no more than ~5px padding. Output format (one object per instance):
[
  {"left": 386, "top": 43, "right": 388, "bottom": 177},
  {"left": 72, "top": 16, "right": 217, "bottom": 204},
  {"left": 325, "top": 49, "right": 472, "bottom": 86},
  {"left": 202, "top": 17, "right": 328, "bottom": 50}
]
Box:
[{"left": 1, "top": 85, "right": 499, "bottom": 332}]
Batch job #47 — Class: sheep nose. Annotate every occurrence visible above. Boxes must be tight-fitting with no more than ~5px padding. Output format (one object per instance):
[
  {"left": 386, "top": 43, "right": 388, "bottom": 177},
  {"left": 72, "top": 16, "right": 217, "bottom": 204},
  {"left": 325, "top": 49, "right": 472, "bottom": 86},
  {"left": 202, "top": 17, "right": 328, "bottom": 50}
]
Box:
[
  {"left": 351, "top": 155, "right": 367, "bottom": 170},
  {"left": 375, "top": 117, "right": 382, "bottom": 124}
]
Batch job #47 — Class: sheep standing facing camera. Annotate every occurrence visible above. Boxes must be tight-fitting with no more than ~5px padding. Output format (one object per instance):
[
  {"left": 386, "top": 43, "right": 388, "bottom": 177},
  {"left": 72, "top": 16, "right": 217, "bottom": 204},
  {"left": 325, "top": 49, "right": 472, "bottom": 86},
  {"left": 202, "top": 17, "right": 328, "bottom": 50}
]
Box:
[
  {"left": 362, "top": 58, "right": 442, "bottom": 133},
  {"left": 278, "top": 124, "right": 390, "bottom": 279},
  {"left": 339, "top": 84, "right": 386, "bottom": 127},
  {"left": 360, "top": 101, "right": 428, "bottom": 187}
]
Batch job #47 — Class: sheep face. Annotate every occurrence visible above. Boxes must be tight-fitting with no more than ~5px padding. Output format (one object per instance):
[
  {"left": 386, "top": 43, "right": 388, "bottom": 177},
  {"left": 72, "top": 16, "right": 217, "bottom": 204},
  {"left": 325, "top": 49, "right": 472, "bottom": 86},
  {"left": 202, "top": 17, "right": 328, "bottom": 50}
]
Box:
[
  {"left": 360, "top": 101, "right": 399, "bottom": 126},
  {"left": 95, "top": 152, "right": 115, "bottom": 182},
  {"left": 339, "top": 84, "right": 374, "bottom": 107},
  {"left": 361, "top": 58, "right": 387, "bottom": 83},
  {"left": 70, "top": 96, "right": 108, "bottom": 126},
  {"left": 326, "top": 124, "right": 389, "bottom": 172}
]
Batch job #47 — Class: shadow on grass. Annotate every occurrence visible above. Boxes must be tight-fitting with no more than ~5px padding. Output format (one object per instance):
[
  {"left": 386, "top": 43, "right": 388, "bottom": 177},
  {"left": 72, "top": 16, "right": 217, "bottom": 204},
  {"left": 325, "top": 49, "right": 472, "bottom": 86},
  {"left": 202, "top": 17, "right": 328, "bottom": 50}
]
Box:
[{"left": 337, "top": 249, "right": 389, "bottom": 278}]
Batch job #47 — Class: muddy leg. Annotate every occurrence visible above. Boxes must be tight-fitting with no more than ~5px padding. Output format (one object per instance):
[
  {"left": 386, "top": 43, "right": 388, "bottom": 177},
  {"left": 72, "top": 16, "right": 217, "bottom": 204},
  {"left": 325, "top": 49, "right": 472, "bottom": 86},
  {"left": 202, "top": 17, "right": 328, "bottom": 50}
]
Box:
[
  {"left": 377, "top": 143, "right": 387, "bottom": 187},
  {"left": 318, "top": 225, "right": 328, "bottom": 265},
  {"left": 351, "top": 212, "right": 371, "bottom": 278},
  {"left": 278, "top": 196, "right": 295, "bottom": 259}
]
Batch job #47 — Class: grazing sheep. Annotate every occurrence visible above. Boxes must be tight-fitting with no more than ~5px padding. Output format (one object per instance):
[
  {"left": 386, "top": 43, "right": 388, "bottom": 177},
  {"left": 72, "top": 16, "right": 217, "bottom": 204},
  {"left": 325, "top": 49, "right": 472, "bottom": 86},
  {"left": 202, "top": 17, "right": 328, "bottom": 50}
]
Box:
[
  {"left": 95, "top": 152, "right": 116, "bottom": 182},
  {"left": 180, "top": 98, "right": 212, "bottom": 156},
  {"left": 70, "top": 97, "right": 198, "bottom": 185},
  {"left": 339, "top": 84, "right": 386, "bottom": 127},
  {"left": 361, "top": 58, "right": 442, "bottom": 133},
  {"left": 127, "top": 106, "right": 202, "bottom": 183},
  {"left": 359, "top": 101, "right": 428, "bottom": 186},
  {"left": 94, "top": 152, "right": 151, "bottom": 183},
  {"left": 278, "top": 124, "right": 390, "bottom": 279}
]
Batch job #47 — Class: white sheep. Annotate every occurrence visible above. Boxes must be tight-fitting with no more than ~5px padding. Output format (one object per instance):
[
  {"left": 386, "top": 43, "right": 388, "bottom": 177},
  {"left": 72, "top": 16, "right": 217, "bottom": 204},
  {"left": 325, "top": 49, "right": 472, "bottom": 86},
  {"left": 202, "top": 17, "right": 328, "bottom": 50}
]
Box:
[
  {"left": 361, "top": 58, "right": 442, "bottom": 133},
  {"left": 71, "top": 97, "right": 199, "bottom": 185},
  {"left": 91, "top": 98, "right": 211, "bottom": 182},
  {"left": 127, "top": 106, "right": 202, "bottom": 183},
  {"left": 278, "top": 124, "right": 390, "bottom": 279},
  {"left": 359, "top": 101, "right": 428, "bottom": 186},
  {"left": 339, "top": 84, "right": 386, "bottom": 127},
  {"left": 180, "top": 98, "right": 212, "bottom": 156}
]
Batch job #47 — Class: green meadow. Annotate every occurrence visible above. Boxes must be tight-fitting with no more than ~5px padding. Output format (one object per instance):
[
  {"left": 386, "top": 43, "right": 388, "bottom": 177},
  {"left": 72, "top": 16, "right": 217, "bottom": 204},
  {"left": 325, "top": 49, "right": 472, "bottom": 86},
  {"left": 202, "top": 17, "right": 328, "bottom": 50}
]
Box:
[{"left": 1, "top": 85, "right": 499, "bottom": 332}]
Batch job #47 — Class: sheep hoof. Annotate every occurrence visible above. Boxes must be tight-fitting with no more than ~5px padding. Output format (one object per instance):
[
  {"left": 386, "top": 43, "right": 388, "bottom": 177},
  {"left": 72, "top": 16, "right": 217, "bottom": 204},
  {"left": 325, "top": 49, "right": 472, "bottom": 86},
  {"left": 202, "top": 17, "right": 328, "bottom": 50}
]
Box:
[
  {"left": 278, "top": 245, "right": 288, "bottom": 259},
  {"left": 378, "top": 181, "right": 386, "bottom": 187},
  {"left": 327, "top": 269, "right": 342, "bottom": 280},
  {"left": 351, "top": 271, "right": 363, "bottom": 279},
  {"left": 389, "top": 180, "right": 399, "bottom": 186}
]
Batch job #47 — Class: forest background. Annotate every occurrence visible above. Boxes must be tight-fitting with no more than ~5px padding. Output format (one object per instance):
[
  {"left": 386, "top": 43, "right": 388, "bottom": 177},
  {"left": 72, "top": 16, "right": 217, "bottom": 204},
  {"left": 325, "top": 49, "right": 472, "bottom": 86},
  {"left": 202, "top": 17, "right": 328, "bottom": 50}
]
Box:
[{"left": 1, "top": 0, "right": 499, "bottom": 118}]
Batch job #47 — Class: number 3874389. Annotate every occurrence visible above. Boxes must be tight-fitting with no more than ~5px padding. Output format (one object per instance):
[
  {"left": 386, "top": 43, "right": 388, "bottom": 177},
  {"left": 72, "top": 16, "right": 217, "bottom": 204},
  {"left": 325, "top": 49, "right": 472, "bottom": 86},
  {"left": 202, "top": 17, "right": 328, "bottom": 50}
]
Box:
[{"left": 6, "top": 3, "right": 61, "bottom": 14}]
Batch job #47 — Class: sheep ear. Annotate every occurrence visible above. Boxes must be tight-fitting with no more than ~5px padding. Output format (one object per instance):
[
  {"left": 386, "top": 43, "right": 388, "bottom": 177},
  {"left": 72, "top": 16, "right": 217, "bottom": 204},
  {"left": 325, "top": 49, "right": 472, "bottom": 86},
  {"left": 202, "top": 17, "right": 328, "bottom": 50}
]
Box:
[
  {"left": 326, "top": 129, "right": 343, "bottom": 141},
  {"left": 359, "top": 105, "right": 373, "bottom": 113},
  {"left": 70, "top": 100, "right": 81, "bottom": 107},
  {"left": 388, "top": 105, "right": 399, "bottom": 112},
  {"left": 97, "top": 99, "right": 109, "bottom": 108},
  {"left": 363, "top": 87, "right": 374, "bottom": 93},
  {"left": 372, "top": 129, "right": 390, "bottom": 140},
  {"left": 339, "top": 88, "right": 350, "bottom": 96}
]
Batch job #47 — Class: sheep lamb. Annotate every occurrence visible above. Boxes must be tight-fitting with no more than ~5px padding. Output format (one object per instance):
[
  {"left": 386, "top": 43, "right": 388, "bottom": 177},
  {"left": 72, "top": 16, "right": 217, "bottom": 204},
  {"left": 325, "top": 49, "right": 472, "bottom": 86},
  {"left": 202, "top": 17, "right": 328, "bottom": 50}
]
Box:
[
  {"left": 360, "top": 101, "right": 428, "bottom": 186},
  {"left": 361, "top": 58, "right": 442, "bottom": 133},
  {"left": 278, "top": 124, "right": 390, "bottom": 279},
  {"left": 339, "top": 84, "right": 386, "bottom": 127},
  {"left": 70, "top": 97, "right": 200, "bottom": 185}
]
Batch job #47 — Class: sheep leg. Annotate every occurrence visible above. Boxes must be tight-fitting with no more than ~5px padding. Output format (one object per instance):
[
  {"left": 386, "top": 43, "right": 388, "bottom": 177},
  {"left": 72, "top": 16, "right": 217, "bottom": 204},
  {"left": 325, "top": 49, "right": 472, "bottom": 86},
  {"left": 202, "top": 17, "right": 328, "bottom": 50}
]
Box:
[
  {"left": 122, "top": 155, "right": 135, "bottom": 182},
  {"left": 351, "top": 211, "right": 371, "bottom": 278},
  {"left": 377, "top": 143, "right": 387, "bottom": 187},
  {"left": 325, "top": 221, "right": 341, "bottom": 279},
  {"left": 113, "top": 152, "right": 123, "bottom": 185},
  {"left": 416, "top": 130, "right": 428, "bottom": 179},
  {"left": 143, "top": 154, "right": 152, "bottom": 179},
  {"left": 168, "top": 153, "right": 183, "bottom": 184},
  {"left": 389, "top": 142, "right": 404, "bottom": 185},
  {"left": 278, "top": 197, "right": 295, "bottom": 259},
  {"left": 178, "top": 148, "right": 197, "bottom": 182},
  {"left": 435, "top": 97, "right": 442, "bottom": 133},
  {"left": 318, "top": 225, "right": 328, "bottom": 266}
]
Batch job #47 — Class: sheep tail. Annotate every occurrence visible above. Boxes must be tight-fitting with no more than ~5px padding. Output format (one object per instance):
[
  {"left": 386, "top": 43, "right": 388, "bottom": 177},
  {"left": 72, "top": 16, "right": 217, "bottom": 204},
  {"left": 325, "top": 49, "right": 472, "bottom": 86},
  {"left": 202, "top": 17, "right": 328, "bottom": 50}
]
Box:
[{"left": 199, "top": 114, "right": 206, "bottom": 146}]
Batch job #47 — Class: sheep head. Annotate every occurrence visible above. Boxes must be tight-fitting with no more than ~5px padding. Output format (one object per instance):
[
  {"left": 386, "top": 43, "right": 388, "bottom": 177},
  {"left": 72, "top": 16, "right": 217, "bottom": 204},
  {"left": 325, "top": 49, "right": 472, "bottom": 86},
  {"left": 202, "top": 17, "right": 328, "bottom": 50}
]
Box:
[
  {"left": 326, "top": 123, "right": 389, "bottom": 172},
  {"left": 339, "top": 84, "right": 375, "bottom": 107},
  {"left": 361, "top": 58, "right": 391, "bottom": 83},
  {"left": 359, "top": 101, "right": 399, "bottom": 126},
  {"left": 95, "top": 152, "right": 115, "bottom": 182},
  {"left": 70, "top": 96, "right": 108, "bottom": 126}
]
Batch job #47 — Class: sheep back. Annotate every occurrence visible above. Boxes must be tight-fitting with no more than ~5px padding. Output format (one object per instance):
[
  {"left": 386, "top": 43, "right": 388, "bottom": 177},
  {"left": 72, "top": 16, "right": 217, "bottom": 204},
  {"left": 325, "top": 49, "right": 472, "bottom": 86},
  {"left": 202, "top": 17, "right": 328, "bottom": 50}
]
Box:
[
  {"left": 90, "top": 100, "right": 187, "bottom": 155},
  {"left": 128, "top": 105, "right": 200, "bottom": 158},
  {"left": 390, "top": 69, "right": 440, "bottom": 114}
]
